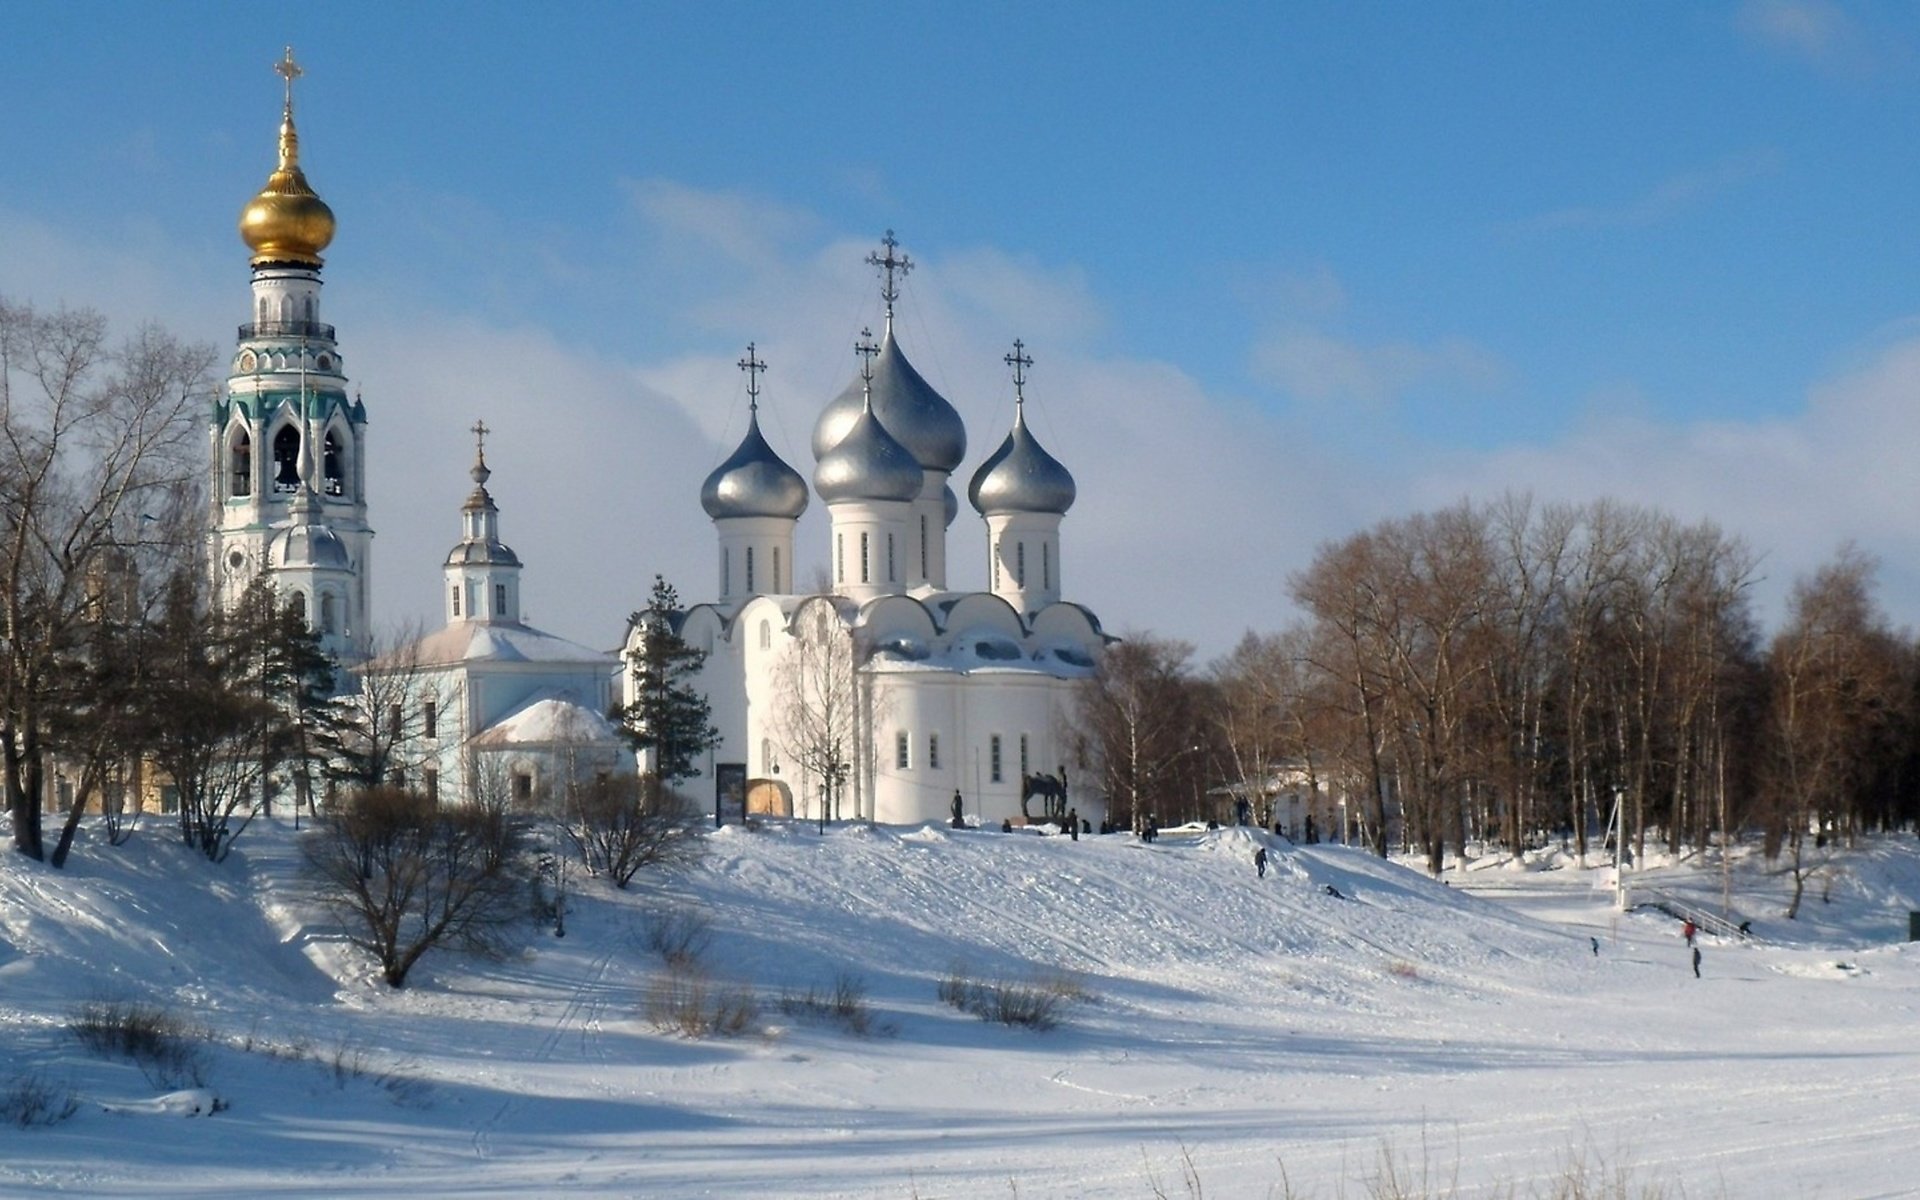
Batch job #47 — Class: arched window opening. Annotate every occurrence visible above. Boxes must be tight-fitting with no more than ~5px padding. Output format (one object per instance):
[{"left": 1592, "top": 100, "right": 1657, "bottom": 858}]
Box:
[
  {"left": 229, "top": 429, "right": 252, "bottom": 496},
  {"left": 920, "top": 514, "right": 928, "bottom": 578},
  {"left": 835, "top": 534, "right": 844, "bottom": 583},
  {"left": 887, "top": 533, "right": 896, "bottom": 582},
  {"left": 758, "top": 620, "right": 771, "bottom": 650},
  {"left": 290, "top": 590, "right": 308, "bottom": 624},
  {"left": 992, "top": 539, "right": 1001, "bottom": 589},
  {"left": 746, "top": 546, "right": 756, "bottom": 593},
  {"left": 859, "top": 532, "right": 870, "bottom": 584},
  {"left": 303, "top": 295, "right": 316, "bottom": 323},
  {"left": 722, "top": 547, "right": 731, "bottom": 596},
  {"left": 323, "top": 430, "right": 345, "bottom": 496},
  {"left": 256, "top": 297, "right": 268, "bottom": 325},
  {"left": 271, "top": 425, "right": 301, "bottom": 492},
  {"left": 279, "top": 295, "right": 294, "bottom": 323},
  {"left": 762, "top": 737, "right": 773, "bottom": 774},
  {"left": 1043, "top": 543, "right": 1051, "bottom": 591},
  {"left": 772, "top": 547, "right": 782, "bottom": 593},
  {"left": 1016, "top": 541, "right": 1026, "bottom": 586},
  {"left": 451, "top": 585, "right": 461, "bottom": 617},
  {"left": 320, "top": 592, "right": 337, "bottom": 634}
]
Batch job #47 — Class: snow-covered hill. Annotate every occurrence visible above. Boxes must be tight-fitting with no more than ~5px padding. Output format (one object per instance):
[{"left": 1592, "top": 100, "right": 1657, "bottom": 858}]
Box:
[{"left": 5, "top": 819, "right": 1920, "bottom": 1198}]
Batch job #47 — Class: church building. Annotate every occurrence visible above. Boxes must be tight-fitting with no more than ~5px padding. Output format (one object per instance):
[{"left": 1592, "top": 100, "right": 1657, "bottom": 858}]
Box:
[{"left": 626, "top": 237, "right": 1110, "bottom": 828}]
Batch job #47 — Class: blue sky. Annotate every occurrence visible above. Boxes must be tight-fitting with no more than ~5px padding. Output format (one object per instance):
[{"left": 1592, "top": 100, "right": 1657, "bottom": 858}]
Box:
[{"left": 5, "top": 2, "right": 1920, "bottom": 654}]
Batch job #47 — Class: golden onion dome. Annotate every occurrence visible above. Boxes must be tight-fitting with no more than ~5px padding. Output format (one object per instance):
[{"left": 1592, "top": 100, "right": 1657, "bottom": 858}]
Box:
[{"left": 238, "top": 50, "right": 334, "bottom": 266}]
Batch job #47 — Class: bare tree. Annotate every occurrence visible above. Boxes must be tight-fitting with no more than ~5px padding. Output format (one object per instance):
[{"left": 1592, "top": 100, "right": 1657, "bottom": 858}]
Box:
[
  {"left": 1762, "top": 546, "right": 1911, "bottom": 917},
  {"left": 305, "top": 785, "right": 528, "bottom": 987},
  {"left": 342, "top": 623, "right": 459, "bottom": 800},
  {"left": 562, "top": 774, "right": 701, "bottom": 888},
  {"left": 768, "top": 598, "right": 861, "bottom": 826},
  {"left": 1071, "top": 633, "right": 1201, "bottom": 831},
  {"left": 1, "top": 299, "right": 212, "bottom": 859}
]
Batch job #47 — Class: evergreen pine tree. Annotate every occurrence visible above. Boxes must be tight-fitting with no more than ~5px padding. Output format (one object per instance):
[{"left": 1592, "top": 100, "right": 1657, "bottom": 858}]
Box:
[{"left": 619, "top": 576, "right": 720, "bottom": 786}]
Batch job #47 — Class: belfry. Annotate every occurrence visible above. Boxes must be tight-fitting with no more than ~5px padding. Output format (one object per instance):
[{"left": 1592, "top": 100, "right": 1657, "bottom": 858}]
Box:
[{"left": 210, "top": 47, "right": 373, "bottom": 667}]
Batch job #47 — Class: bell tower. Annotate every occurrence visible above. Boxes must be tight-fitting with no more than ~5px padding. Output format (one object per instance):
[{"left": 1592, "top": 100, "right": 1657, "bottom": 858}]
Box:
[{"left": 210, "top": 47, "right": 372, "bottom": 665}]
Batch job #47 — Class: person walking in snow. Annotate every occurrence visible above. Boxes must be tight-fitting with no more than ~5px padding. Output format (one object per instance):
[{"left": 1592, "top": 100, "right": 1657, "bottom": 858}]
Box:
[
  {"left": 1254, "top": 847, "right": 1268, "bottom": 878},
  {"left": 1692, "top": 946, "right": 1702, "bottom": 978},
  {"left": 1590, "top": 936, "right": 1600, "bottom": 956},
  {"left": 1683, "top": 919, "right": 1697, "bottom": 947}
]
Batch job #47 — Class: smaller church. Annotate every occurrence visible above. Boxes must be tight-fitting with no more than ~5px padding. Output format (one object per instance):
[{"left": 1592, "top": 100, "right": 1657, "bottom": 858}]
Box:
[{"left": 358, "top": 425, "right": 628, "bottom": 808}]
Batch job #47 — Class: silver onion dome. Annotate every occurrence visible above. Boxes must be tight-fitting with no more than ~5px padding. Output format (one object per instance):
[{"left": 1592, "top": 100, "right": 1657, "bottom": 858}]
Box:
[
  {"left": 812, "top": 327, "right": 966, "bottom": 473},
  {"left": 702, "top": 412, "right": 809, "bottom": 520},
  {"left": 943, "top": 482, "right": 959, "bottom": 528},
  {"left": 967, "top": 408, "right": 1076, "bottom": 516},
  {"left": 814, "top": 406, "right": 923, "bottom": 503}
]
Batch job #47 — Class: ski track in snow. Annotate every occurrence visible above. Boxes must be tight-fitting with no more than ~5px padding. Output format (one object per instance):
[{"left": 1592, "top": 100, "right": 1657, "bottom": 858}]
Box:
[{"left": 6, "top": 820, "right": 1920, "bottom": 1197}]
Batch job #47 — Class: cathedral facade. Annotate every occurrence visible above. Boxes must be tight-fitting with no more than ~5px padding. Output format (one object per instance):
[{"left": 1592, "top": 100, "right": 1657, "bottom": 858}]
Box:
[{"left": 626, "top": 241, "right": 1110, "bottom": 829}]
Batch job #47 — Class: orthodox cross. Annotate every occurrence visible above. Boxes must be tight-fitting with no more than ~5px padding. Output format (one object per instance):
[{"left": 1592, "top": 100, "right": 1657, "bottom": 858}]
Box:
[
  {"left": 1005, "top": 339, "right": 1033, "bottom": 412},
  {"left": 738, "top": 343, "right": 767, "bottom": 412},
  {"left": 469, "top": 419, "right": 492, "bottom": 483},
  {"left": 866, "top": 231, "right": 913, "bottom": 320},
  {"left": 275, "top": 46, "right": 303, "bottom": 109},
  {"left": 855, "top": 328, "right": 880, "bottom": 384}
]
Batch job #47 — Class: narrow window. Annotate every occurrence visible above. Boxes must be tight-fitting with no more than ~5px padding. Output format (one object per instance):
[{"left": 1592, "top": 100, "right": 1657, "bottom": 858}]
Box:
[
  {"left": 1017, "top": 542, "right": 1027, "bottom": 586},
  {"left": 320, "top": 592, "right": 337, "bottom": 634},
  {"left": 990, "top": 735, "right": 1003, "bottom": 783},
  {"left": 920, "top": 513, "right": 928, "bottom": 578},
  {"left": 272, "top": 425, "right": 301, "bottom": 492},
  {"left": 229, "top": 430, "right": 252, "bottom": 496},
  {"left": 928, "top": 733, "right": 940, "bottom": 770},
  {"left": 452, "top": 586, "right": 461, "bottom": 616},
  {"left": 1043, "top": 543, "right": 1051, "bottom": 591},
  {"left": 466, "top": 582, "right": 477, "bottom": 618},
  {"left": 423, "top": 700, "right": 438, "bottom": 739},
  {"left": 512, "top": 773, "right": 533, "bottom": 806},
  {"left": 992, "top": 540, "right": 1001, "bottom": 589},
  {"left": 722, "top": 547, "right": 730, "bottom": 596},
  {"left": 887, "top": 533, "right": 896, "bottom": 582},
  {"left": 495, "top": 583, "right": 507, "bottom": 617},
  {"left": 761, "top": 737, "right": 773, "bottom": 774},
  {"left": 772, "top": 546, "right": 782, "bottom": 593},
  {"left": 836, "top": 534, "right": 844, "bottom": 583},
  {"left": 290, "top": 591, "right": 307, "bottom": 624},
  {"left": 860, "top": 532, "right": 870, "bottom": 583},
  {"left": 423, "top": 768, "right": 439, "bottom": 804},
  {"left": 746, "top": 546, "right": 756, "bottom": 593},
  {"left": 387, "top": 703, "right": 403, "bottom": 740},
  {"left": 896, "top": 731, "right": 910, "bottom": 770},
  {"left": 323, "top": 431, "right": 344, "bottom": 496},
  {"left": 1020, "top": 733, "right": 1030, "bottom": 777},
  {"left": 758, "top": 620, "right": 771, "bottom": 650}
]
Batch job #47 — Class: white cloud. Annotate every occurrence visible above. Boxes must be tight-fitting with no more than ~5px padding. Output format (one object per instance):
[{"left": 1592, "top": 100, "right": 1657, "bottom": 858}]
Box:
[
  {"left": 1738, "top": 0, "right": 1886, "bottom": 75},
  {"left": 1524, "top": 149, "right": 1783, "bottom": 232},
  {"left": 1249, "top": 326, "right": 1509, "bottom": 408},
  {"left": 10, "top": 188, "right": 1920, "bottom": 662}
]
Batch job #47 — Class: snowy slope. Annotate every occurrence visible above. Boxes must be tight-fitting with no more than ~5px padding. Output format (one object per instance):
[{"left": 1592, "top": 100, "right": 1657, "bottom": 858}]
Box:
[{"left": 4, "top": 820, "right": 1920, "bottom": 1198}]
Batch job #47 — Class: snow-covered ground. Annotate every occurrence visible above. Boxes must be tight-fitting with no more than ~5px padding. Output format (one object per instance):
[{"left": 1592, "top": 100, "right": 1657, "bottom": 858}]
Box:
[{"left": 5, "top": 817, "right": 1920, "bottom": 1198}]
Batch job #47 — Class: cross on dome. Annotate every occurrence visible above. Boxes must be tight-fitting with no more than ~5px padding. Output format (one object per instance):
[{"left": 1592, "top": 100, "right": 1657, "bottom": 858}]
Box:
[
  {"left": 855, "top": 327, "right": 880, "bottom": 410},
  {"left": 738, "top": 342, "right": 767, "bottom": 412},
  {"left": 1005, "top": 339, "right": 1033, "bottom": 412},
  {"left": 275, "top": 46, "right": 303, "bottom": 110},
  {"left": 866, "top": 231, "right": 913, "bottom": 322},
  {"left": 470, "top": 418, "right": 492, "bottom": 485}
]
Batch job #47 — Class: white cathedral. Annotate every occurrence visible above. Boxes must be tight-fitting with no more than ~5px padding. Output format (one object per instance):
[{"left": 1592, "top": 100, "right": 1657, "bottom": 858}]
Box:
[{"left": 210, "top": 51, "right": 1110, "bottom": 828}]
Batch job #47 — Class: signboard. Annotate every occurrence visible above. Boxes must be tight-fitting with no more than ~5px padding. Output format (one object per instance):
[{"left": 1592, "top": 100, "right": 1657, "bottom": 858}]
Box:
[{"left": 714, "top": 762, "right": 747, "bottom": 827}]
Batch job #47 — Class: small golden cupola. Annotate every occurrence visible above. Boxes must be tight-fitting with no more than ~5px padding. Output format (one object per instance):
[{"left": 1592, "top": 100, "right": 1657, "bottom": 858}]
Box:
[{"left": 238, "top": 47, "right": 335, "bottom": 267}]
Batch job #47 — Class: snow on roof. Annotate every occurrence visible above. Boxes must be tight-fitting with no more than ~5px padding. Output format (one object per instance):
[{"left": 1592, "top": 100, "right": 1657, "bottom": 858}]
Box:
[
  {"left": 470, "top": 692, "right": 624, "bottom": 749},
  {"left": 370, "top": 621, "right": 615, "bottom": 671}
]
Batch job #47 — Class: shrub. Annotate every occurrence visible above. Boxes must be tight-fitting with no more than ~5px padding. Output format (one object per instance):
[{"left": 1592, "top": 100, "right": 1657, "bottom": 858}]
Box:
[
  {"left": 70, "top": 999, "right": 210, "bottom": 1088},
  {"left": 645, "top": 962, "right": 758, "bottom": 1037},
  {"left": 937, "top": 962, "right": 1085, "bottom": 1031},
  {"left": 778, "top": 972, "right": 892, "bottom": 1037},
  {"left": 562, "top": 774, "right": 703, "bottom": 889},
  {"left": 643, "top": 905, "right": 713, "bottom": 968},
  {"left": 1, "top": 1072, "right": 79, "bottom": 1128}
]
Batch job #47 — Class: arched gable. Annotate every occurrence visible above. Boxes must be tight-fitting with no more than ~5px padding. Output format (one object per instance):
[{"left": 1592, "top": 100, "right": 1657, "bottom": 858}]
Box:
[
  {"left": 1028, "top": 601, "right": 1109, "bottom": 647},
  {"left": 937, "top": 592, "right": 1026, "bottom": 640}
]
